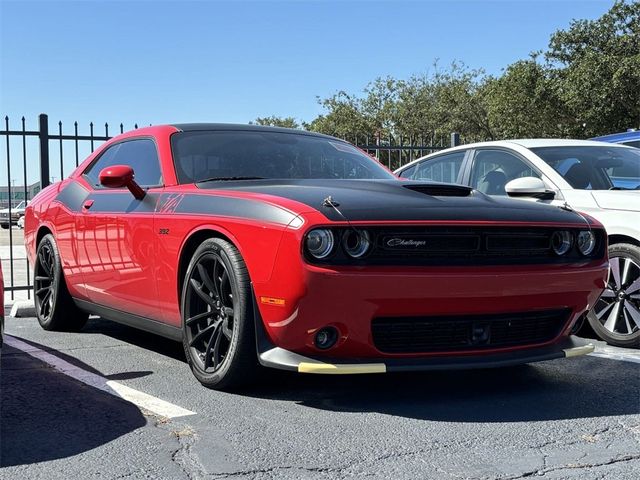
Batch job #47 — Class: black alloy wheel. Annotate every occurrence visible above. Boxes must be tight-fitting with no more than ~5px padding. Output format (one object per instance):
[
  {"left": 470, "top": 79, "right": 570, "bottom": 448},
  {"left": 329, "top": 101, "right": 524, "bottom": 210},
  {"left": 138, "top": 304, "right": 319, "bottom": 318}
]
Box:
[
  {"left": 182, "top": 237, "right": 258, "bottom": 389},
  {"left": 34, "top": 234, "right": 88, "bottom": 331},
  {"left": 34, "top": 240, "right": 56, "bottom": 321},
  {"left": 588, "top": 243, "right": 640, "bottom": 348}
]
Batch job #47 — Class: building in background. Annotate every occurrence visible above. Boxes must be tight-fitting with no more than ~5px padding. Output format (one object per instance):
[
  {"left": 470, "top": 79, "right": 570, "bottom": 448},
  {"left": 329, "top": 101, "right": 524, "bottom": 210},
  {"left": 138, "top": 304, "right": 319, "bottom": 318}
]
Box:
[{"left": 0, "top": 182, "right": 41, "bottom": 208}]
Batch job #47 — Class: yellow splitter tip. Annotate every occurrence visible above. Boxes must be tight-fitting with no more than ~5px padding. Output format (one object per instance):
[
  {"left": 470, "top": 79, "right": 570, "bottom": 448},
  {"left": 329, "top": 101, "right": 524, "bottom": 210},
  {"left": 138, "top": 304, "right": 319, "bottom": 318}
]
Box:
[{"left": 298, "top": 362, "right": 386, "bottom": 374}]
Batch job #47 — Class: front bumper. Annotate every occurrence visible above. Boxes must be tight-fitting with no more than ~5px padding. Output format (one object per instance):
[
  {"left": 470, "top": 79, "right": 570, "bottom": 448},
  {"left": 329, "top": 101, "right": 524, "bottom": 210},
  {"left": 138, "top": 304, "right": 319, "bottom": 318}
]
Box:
[
  {"left": 258, "top": 336, "right": 595, "bottom": 374},
  {"left": 254, "top": 258, "right": 607, "bottom": 358}
]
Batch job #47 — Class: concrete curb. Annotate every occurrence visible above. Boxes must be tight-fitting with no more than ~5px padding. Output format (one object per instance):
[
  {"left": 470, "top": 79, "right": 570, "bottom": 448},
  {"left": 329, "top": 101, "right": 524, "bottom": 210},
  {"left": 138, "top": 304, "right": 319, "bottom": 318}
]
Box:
[{"left": 10, "top": 300, "right": 36, "bottom": 318}]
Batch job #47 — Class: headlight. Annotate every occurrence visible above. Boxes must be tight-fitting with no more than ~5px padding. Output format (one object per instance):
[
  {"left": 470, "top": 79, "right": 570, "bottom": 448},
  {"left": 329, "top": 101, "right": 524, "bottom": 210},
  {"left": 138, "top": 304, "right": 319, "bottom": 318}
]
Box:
[
  {"left": 551, "top": 230, "right": 572, "bottom": 255},
  {"left": 576, "top": 230, "right": 596, "bottom": 256},
  {"left": 305, "top": 229, "right": 334, "bottom": 259},
  {"left": 342, "top": 229, "right": 371, "bottom": 258}
]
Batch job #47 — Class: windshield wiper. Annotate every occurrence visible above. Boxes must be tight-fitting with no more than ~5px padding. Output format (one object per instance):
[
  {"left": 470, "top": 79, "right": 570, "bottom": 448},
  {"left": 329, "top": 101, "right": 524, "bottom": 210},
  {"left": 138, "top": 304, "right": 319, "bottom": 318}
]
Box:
[
  {"left": 609, "top": 186, "right": 631, "bottom": 190},
  {"left": 197, "top": 176, "right": 265, "bottom": 182}
]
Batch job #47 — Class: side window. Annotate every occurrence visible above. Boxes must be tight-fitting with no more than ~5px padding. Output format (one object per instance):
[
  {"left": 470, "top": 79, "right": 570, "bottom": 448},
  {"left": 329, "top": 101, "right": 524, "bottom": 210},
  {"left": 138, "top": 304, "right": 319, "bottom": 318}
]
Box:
[
  {"left": 412, "top": 151, "right": 465, "bottom": 183},
  {"left": 398, "top": 164, "right": 417, "bottom": 179},
  {"left": 84, "top": 139, "right": 162, "bottom": 188},
  {"left": 470, "top": 149, "right": 540, "bottom": 196}
]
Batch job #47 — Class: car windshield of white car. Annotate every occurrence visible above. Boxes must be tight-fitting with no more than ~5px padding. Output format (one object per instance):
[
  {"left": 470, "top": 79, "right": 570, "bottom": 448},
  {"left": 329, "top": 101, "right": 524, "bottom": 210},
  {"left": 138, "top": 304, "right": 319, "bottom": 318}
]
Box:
[
  {"left": 531, "top": 146, "right": 640, "bottom": 190},
  {"left": 171, "top": 130, "right": 396, "bottom": 183}
]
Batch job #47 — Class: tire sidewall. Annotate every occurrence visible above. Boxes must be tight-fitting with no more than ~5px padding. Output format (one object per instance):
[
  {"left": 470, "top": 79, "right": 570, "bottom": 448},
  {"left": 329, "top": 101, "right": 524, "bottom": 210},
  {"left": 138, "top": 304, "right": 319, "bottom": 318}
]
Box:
[{"left": 587, "top": 243, "right": 640, "bottom": 348}]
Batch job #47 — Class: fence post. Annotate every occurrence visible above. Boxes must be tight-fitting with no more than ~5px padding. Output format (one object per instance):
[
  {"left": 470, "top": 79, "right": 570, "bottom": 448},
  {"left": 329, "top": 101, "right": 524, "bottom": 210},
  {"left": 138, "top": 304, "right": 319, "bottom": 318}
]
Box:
[
  {"left": 450, "top": 132, "right": 460, "bottom": 147},
  {"left": 39, "top": 113, "right": 50, "bottom": 189}
]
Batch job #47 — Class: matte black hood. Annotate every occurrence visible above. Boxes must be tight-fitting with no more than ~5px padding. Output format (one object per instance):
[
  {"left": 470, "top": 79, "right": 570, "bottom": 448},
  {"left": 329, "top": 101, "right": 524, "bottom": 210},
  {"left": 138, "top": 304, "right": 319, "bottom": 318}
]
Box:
[{"left": 198, "top": 179, "right": 593, "bottom": 225}]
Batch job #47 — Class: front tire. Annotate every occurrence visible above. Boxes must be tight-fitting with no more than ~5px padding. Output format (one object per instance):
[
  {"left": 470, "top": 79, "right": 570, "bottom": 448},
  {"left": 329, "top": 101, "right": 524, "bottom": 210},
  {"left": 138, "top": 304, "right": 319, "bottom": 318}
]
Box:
[
  {"left": 587, "top": 243, "right": 640, "bottom": 348},
  {"left": 34, "top": 234, "right": 88, "bottom": 331},
  {"left": 181, "top": 237, "right": 258, "bottom": 390}
]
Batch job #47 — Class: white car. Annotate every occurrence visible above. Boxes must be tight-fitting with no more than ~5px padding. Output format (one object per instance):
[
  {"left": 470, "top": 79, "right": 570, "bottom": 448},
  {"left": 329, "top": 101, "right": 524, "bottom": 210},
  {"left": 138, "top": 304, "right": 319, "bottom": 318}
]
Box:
[
  {"left": 0, "top": 200, "right": 28, "bottom": 229},
  {"left": 396, "top": 139, "right": 640, "bottom": 348}
]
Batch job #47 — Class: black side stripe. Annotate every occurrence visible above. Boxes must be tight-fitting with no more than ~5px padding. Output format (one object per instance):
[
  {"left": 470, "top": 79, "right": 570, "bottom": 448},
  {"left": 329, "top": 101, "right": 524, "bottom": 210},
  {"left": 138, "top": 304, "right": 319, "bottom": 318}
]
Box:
[{"left": 54, "top": 183, "right": 297, "bottom": 226}]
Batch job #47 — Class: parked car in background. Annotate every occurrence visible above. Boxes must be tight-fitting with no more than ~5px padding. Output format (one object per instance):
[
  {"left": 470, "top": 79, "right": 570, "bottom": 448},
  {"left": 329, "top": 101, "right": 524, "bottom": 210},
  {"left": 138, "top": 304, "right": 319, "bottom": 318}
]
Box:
[
  {"left": 24, "top": 124, "right": 606, "bottom": 390},
  {"left": 396, "top": 139, "right": 640, "bottom": 348},
  {"left": 17, "top": 215, "right": 25, "bottom": 229},
  {"left": 1, "top": 260, "right": 4, "bottom": 349},
  {"left": 0, "top": 200, "right": 29, "bottom": 229},
  {"left": 591, "top": 129, "right": 640, "bottom": 149}
]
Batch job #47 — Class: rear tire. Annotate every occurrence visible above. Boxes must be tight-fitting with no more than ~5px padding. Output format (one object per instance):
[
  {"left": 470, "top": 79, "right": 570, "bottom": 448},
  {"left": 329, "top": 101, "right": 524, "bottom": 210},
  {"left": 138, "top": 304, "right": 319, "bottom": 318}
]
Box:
[
  {"left": 181, "top": 237, "right": 259, "bottom": 390},
  {"left": 34, "top": 234, "right": 88, "bottom": 331},
  {"left": 587, "top": 243, "right": 640, "bottom": 348}
]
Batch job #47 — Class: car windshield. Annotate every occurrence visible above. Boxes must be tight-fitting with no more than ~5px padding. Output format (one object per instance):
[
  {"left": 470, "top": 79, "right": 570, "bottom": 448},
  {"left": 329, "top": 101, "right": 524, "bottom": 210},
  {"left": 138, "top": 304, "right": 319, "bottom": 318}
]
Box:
[
  {"left": 531, "top": 146, "right": 640, "bottom": 190},
  {"left": 171, "top": 130, "right": 395, "bottom": 183},
  {"left": 15, "top": 201, "right": 26, "bottom": 209}
]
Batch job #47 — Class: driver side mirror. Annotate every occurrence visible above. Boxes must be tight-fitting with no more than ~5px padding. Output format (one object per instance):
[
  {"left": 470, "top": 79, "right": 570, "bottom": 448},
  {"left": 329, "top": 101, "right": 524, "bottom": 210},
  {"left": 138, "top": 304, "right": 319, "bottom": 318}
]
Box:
[
  {"left": 505, "top": 177, "right": 555, "bottom": 200},
  {"left": 99, "top": 165, "right": 146, "bottom": 200}
]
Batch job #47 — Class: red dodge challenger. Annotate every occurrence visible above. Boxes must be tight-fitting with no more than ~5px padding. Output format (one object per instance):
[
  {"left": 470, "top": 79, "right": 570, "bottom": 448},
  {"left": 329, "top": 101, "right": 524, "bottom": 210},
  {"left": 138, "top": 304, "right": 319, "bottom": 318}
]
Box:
[{"left": 25, "top": 124, "right": 608, "bottom": 389}]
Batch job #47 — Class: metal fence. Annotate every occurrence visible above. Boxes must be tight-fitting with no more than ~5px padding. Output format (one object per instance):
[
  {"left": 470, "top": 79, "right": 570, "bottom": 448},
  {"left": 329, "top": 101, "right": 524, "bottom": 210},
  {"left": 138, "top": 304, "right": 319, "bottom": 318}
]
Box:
[
  {"left": 1, "top": 114, "right": 139, "bottom": 299},
  {"left": 1, "top": 113, "right": 459, "bottom": 299}
]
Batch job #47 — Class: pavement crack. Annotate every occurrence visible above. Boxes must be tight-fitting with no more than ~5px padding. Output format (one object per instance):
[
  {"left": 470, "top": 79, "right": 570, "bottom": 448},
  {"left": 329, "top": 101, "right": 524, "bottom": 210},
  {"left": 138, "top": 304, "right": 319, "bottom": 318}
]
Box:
[
  {"left": 501, "top": 453, "right": 640, "bottom": 479},
  {"left": 170, "top": 426, "right": 208, "bottom": 480}
]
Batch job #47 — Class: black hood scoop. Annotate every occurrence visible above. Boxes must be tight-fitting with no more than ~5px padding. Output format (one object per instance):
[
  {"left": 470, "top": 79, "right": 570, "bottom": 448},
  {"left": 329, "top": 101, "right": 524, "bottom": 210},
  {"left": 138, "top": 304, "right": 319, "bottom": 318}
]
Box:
[{"left": 403, "top": 183, "right": 472, "bottom": 197}]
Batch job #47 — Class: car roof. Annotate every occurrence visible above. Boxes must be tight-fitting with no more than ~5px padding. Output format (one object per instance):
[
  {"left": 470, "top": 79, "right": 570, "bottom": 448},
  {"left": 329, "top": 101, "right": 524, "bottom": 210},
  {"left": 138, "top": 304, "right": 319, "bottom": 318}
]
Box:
[
  {"left": 503, "top": 138, "right": 632, "bottom": 148},
  {"left": 590, "top": 130, "right": 640, "bottom": 143},
  {"left": 171, "top": 123, "right": 335, "bottom": 139},
  {"left": 394, "top": 138, "right": 631, "bottom": 173}
]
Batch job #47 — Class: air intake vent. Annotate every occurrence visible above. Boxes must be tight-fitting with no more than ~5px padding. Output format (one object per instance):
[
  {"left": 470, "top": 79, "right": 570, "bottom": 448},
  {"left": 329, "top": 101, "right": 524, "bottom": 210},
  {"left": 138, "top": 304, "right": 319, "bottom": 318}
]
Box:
[
  {"left": 403, "top": 184, "right": 472, "bottom": 197},
  {"left": 372, "top": 308, "right": 570, "bottom": 353}
]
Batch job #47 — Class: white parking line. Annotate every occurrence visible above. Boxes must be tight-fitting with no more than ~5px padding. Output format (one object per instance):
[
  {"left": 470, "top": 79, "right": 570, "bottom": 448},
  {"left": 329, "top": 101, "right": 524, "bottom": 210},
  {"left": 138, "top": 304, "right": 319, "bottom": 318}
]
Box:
[
  {"left": 4, "top": 335, "right": 196, "bottom": 419},
  {"left": 589, "top": 343, "right": 640, "bottom": 364}
]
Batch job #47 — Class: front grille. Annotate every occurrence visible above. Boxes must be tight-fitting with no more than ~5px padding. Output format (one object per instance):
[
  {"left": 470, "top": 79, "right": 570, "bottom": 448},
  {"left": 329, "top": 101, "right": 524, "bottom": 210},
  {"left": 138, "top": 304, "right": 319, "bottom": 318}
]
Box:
[{"left": 372, "top": 309, "right": 571, "bottom": 353}]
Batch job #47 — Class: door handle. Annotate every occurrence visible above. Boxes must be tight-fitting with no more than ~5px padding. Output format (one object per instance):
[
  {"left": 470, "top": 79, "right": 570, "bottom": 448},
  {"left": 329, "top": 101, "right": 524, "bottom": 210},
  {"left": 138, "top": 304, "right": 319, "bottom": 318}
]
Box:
[{"left": 82, "top": 199, "right": 94, "bottom": 210}]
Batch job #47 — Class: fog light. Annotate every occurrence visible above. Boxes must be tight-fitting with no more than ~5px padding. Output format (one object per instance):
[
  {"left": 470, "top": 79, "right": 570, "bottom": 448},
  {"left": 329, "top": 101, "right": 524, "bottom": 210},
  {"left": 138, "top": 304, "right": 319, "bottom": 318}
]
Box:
[{"left": 314, "top": 327, "right": 338, "bottom": 350}]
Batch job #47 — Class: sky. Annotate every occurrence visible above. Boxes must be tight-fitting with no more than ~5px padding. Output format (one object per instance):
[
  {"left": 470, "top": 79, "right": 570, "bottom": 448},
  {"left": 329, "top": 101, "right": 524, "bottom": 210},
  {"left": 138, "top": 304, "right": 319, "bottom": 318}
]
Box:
[{"left": 0, "top": 0, "right": 615, "bottom": 185}]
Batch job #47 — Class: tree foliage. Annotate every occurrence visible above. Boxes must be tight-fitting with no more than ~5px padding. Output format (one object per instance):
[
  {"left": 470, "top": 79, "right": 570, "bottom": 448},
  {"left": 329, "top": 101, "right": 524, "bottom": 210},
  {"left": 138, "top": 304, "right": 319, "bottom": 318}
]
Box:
[
  {"left": 252, "top": 116, "right": 300, "bottom": 129},
  {"left": 256, "top": 1, "right": 640, "bottom": 141}
]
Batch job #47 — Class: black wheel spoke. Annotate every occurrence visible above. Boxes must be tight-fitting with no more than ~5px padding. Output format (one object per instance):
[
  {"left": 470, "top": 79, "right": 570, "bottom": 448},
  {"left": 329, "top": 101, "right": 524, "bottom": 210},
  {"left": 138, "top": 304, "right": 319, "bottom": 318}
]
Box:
[
  {"left": 38, "top": 249, "right": 51, "bottom": 276},
  {"left": 189, "top": 321, "right": 217, "bottom": 347},
  {"left": 186, "top": 310, "right": 214, "bottom": 326},
  {"left": 212, "top": 260, "right": 223, "bottom": 300},
  {"left": 203, "top": 323, "right": 221, "bottom": 370},
  {"left": 197, "top": 263, "right": 219, "bottom": 299},
  {"left": 222, "top": 319, "right": 233, "bottom": 340},
  {"left": 39, "top": 289, "right": 52, "bottom": 316},
  {"left": 35, "top": 275, "right": 50, "bottom": 282},
  {"left": 212, "top": 327, "right": 223, "bottom": 369},
  {"left": 190, "top": 278, "right": 217, "bottom": 307},
  {"left": 36, "top": 286, "right": 51, "bottom": 296}
]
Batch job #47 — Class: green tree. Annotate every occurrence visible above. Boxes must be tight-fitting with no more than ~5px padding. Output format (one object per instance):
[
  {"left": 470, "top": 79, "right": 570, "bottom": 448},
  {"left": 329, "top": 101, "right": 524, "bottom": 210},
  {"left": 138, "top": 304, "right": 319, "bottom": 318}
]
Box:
[
  {"left": 545, "top": 0, "right": 640, "bottom": 137},
  {"left": 483, "top": 57, "right": 568, "bottom": 138},
  {"left": 252, "top": 116, "right": 300, "bottom": 129}
]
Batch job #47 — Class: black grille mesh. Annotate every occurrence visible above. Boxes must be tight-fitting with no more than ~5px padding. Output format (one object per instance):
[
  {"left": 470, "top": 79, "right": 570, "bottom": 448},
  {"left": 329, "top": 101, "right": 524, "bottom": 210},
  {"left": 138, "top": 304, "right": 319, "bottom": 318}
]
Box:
[{"left": 372, "top": 309, "right": 571, "bottom": 353}]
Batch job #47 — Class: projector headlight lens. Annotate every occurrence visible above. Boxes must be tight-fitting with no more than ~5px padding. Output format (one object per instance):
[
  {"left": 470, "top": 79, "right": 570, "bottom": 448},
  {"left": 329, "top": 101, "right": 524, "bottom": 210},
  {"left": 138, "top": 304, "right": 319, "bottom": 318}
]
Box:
[
  {"left": 305, "top": 229, "right": 334, "bottom": 259},
  {"left": 577, "top": 230, "right": 596, "bottom": 256},
  {"left": 342, "top": 229, "right": 371, "bottom": 258},
  {"left": 551, "top": 230, "right": 572, "bottom": 255}
]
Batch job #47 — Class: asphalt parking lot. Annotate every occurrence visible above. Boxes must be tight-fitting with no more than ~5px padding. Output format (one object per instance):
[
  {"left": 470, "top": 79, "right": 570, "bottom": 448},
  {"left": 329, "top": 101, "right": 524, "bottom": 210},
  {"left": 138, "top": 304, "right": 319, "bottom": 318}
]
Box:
[{"left": 1, "top": 311, "right": 639, "bottom": 480}]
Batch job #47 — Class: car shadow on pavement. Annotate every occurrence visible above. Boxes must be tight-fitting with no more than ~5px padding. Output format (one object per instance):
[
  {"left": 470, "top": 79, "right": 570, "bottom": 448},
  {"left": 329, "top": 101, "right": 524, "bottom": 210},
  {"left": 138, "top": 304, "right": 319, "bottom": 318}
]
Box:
[
  {"left": 250, "top": 358, "right": 640, "bottom": 423},
  {"left": 0, "top": 343, "right": 148, "bottom": 467},
  {"left": 82, "top": 317, "right": 186, "bottom": 362},
  {"left": 71, "top": 319, "right": 640, "bottom": 424}
]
